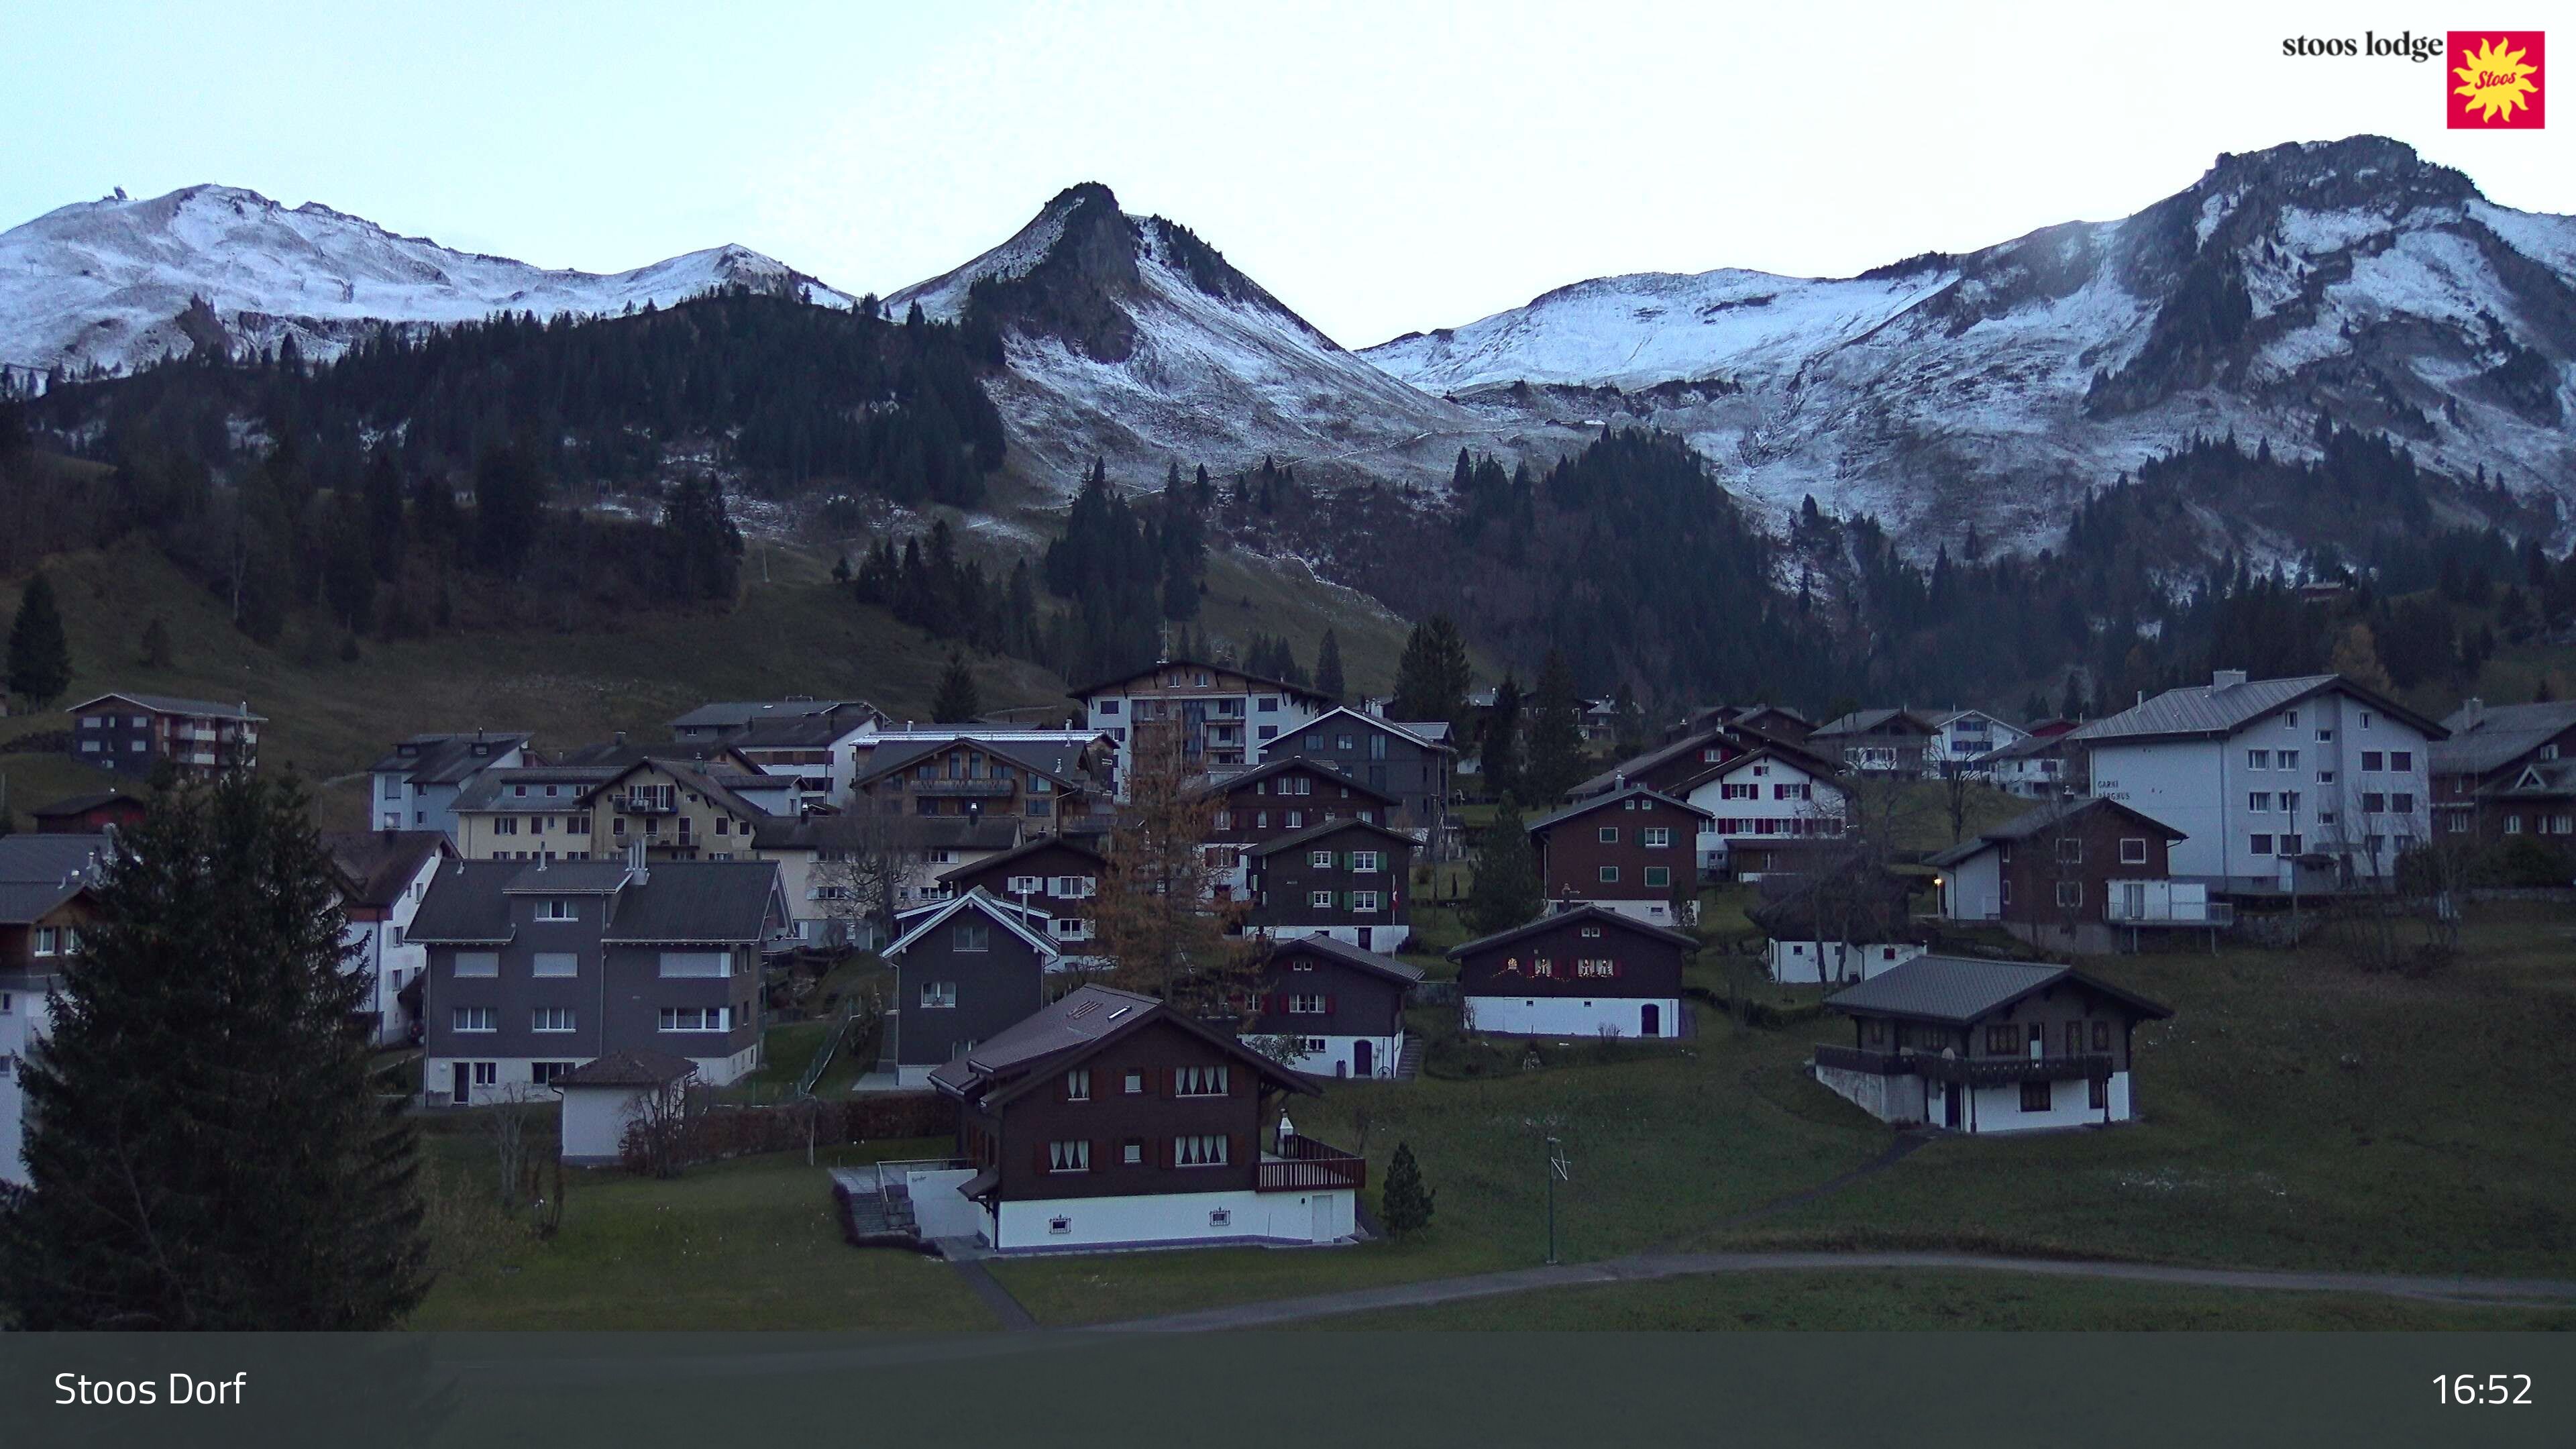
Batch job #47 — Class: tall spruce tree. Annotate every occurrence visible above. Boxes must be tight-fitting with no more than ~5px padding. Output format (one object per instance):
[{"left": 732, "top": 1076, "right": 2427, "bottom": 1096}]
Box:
[
  {"left": 1481, "top": 673, "right": 1523, "bottom": 801},
  {"left": 932, "top": 653, "right": 982, "bottom": 723},
  {"left": 1466, "top": 802, "right": 1542, "bottom": 934},
  {"left": 1523, "top": 649, "right": 1587, "bottom": 804},
  {"left": 6, "top": 573, "right": 72, "bottom": 708},
  {"left": 1313, "top": 629, "right": 1346, "bottom": 702},
  {"left": 1390, "top": 615, "right": 1471, "bottom": 735},
  {"left": 1379, "top": 1142, "right": 1436, "bottom": 1240},
  {"left": 0, "top": 773, "right": 430, "bottom": 1328}
]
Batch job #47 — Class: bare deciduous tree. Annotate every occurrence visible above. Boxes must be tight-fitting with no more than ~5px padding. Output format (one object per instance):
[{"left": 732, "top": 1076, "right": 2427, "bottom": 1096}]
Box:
[{"left": 1093, "top": 726, "right": 1255, "bottom": 1017}]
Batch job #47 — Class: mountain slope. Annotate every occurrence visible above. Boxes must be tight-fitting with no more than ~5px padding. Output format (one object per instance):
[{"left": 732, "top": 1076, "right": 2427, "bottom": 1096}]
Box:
[
  {"left": 0, "top": 184, "right": 854, "bottom": 382},
  {"left": 888, "top": 183, "right": 1558, "bottom": 494},
  {"left": 1366, "top": 137, "right": 2576, "bottom": 558}
]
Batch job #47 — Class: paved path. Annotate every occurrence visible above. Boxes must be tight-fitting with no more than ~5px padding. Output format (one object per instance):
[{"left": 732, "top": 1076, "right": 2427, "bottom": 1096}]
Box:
[
  {"left": 1097, "top": 1250, "right": 2576, "bottom": 1332},
  {"left": 949, "top": 1258, "right": 1039, "bottom": 1331}
]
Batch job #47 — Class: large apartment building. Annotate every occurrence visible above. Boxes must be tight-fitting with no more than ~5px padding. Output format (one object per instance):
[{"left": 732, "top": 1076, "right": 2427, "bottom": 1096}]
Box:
[
  {"left": 65, "top": 693, "right": 264, "bottom": 778},
  {"left": 1073, "top": 657, "right": 1333, "bottom": 778}
]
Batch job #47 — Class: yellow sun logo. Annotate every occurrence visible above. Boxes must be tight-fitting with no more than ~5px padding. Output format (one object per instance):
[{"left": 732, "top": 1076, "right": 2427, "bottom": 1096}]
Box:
[{"left": 2453, "top": 36, "right": 2541, "bottom": 123}]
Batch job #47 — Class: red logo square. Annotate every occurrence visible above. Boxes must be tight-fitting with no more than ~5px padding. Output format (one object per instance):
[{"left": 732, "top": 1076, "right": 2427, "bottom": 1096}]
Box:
[{"left": 2448, "top": 32, "right": 2544, "bottom": 128}]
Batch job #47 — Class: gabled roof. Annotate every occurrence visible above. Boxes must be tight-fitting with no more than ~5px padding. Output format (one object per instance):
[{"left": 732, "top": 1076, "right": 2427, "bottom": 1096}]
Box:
[
  {"left": 555, "top": 1049, "right": 698, "bottom": 1089},
  {"left": 29, "top": 790, "right": 148, "bottom": 821},
  {"left": 884, "top": 888, "right": 1061, "bottom": 959},
  {"left": 851, "top": 735, "right": 1092, "bottom": 792},
  {"left": 402, "top": 861, "right": 527, "bottom": 944},
  {"left": 668, "top": 699, "right": 882, "bottom": 732},
  {"left": 1262, "top": 706, "right": 1454, "bottom": 756},
  {"left": 2070, "top": 674, "right": 2446, "bottom": 747},
  {"left": 934, "top": 834, "right": 1108, "bottom": 886},
  {"left": 451, "top": 765, "right": 625, "bottom": 813},
  {"left": 540, "top": 739, "right": 761, "bottom": 772},
  {"left": 1673, "top": 743, "right": 1841, "bottom": 798},
  {"left": 2432, "top": 701, "right": 2576, "bottom": 777},
  {"left": 1524, "top": 783, "right": 1713, "bottom": 834},
  {"left": 0, "top": 835, "right": 109, "bottom": 926},
  {"left": 320, "top": 830, "right": 451, "bottom": 907},
  {"left": 2479, "top": 760, "right": 2576, "bottom": 800},
  {"left": 1067, "top": 655, "right": 1333, "bottom": 707},
  {"left": 1824, "top": 955, "right": 2173, "bottom": 1025},
  {"left": 1923, "top": 708, "right": 2021, "bottom": 731},
  {"left": 1258, "top": 933, "right": 1426, "bottom": 986},
  {"left": 1813, "top": 708, "right": 1935, "bottom": 739},
  {"left": 1246, "top": 816, "right": 1422, "bottom": 857},
  {"left": 731, "top": 714, "right": 877, "bottom": 749},
  {"left": 1974, "top": 732, "right": 2076, "bottom": 765},
  {"left": 500, "top": 860, "right": 636, "bottom": 894},
  {"left": 368, "top": 732, "right": 530, "bottom": 785},
  {"left": 1447, "top": 902, "right": 1700, "bottom": 959},
  {"left": 598, "top": 861, "right": 784, "bottom": 944},
  {"left": 928, "top": 984, "right": 1318, "bottom": 1106},
  {"left": 1190, "top": 756, "right": 1401, "bottom": 804},
  {"left": 1925, "top": 796, "right": 2185, "bottom": 868},
  {"left": 66, "top": 692, "right": 264, "bottom": 721},
  {"left": 1577, "top": 726, "right": 1837, "bottom": 799}
]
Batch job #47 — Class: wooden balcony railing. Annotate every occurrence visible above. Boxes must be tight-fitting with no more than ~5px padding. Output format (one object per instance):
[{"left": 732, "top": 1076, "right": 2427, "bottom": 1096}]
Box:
[
  {"left": 1256, "top": 1135, "right": 1366, "bottom": 1193},
  {"left": 1813, "top": 1044, "right": 2114, "bottom": 1086}
]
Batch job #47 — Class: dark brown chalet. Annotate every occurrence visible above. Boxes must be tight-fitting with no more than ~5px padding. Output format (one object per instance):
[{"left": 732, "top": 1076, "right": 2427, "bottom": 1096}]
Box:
[
  {"left": 1257, "top": 708, "right": 1456, "bottom": 859},
  {"left": 2432, "top": 700, "right": 2576, "bottom": 860},
  {"left": 1524, "top": 784, "right": 1711, "bottom": 929},
  {"left": 28, "top": 791, "right": 150, "bottom": 833},
  {"left": 928, "top": 985, "right": 1363, "bottom": 1250},
  {"left": 1448, "top": 904, "right": 1696, "bottom": 1040},
  {"left": 1239, "top": 935, "right": 1424, "bottom": 1081},
  {"left": 1929, "top": 796, "right": 2198, "bottom": 955},
  {"left": 1241, "top": 818, "right": 1417, "bottom": 955},
  {"left": 1201, "top": 757, "right": 1401, "bottom": 851},
  {"left": 1572, "top": 723, "right": 1838, "bottom": 803},
  {"left": 935, "top": 836, "right": 1108, "bottom": 949},
  {"left": 850, "top": 735, "right": 1113, "bottom": 835}
]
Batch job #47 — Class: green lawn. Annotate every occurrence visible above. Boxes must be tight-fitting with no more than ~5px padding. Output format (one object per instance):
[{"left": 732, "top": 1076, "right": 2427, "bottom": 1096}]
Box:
[
  {"left": 408, "top": 1138, "right": 995, "bottom": 1330},
  {"left": 1303, "top": 1269, "right": 2575, "bottom": 1331}
]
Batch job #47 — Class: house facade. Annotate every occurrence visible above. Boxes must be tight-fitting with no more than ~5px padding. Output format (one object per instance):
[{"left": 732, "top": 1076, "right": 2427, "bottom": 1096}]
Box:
[
  {"left": 368, "top": 731, "right": 531, "bottom": 839},
  {"left": 1677, "top": 746, "right": 1848, "bottom": 879},
  {"left": 1813, "top": 957, "right": 2174, "bottom": 1134},
  {"left": 2074, "top": 672, "right": 2446, "bottom": 889},
  {"left": 28, "top": 792, "right": 149, "bottom": 834},
  {"left": 883, "top": 890, "right": 1058, "bottom": 1088},
  {"left": 1450, "top": 904, "right": 1695, "bottom": 1040},
  {"left": 928, "top": 985, "right": 1362, "bottom": 1251},
  {"left": 936, "top": 837, "right": 1107, "bottom": 950},
  {"left": 1073, "top": 657, "right": 1332, "bottom": 780},
  {"left": 1925, "top": 710, "right": 2029, "bottom": 773},
  {"left": 1240, "top": 935, "right": 1422, "bottom": 1081},
  {"left": 1810, "top": 708, "right": 1938, "bottom": 777},
  {"left": 0, "top": 835, "right": 109, "bottom": 1187},
  {"left": 1258, "top": 707, "right": 1455, "bottom": 858},
  {"left": 2430, "top": 699, "right": 2576, "bottom": 855},
  {"left": 323, "top": 830, "right": 453, "bottom": 1046},
  {"left": 849, "top": 735, "right": 1117, "bottom": 838},
  {"left": 1976, "top": 731, "right": 2088, "bottom": 800},
  {"left": 407, "top": 853, "right": 784, "bottom": 1104},
  {"left": 1523, "top": 785, "right": 1711, "bottom": 927},
  {"left": 1242, "top": 818, "right": 1417, "bottom": 954},
  {"left": 1199, "top": 757, "right": 1400, "bottom": 897},
  {"left": 66, "top": 692, "right": 264, "bottom": 778},
  {"left": 453, "top": 757, "right": 775, "bottom": 864},
  {"left": 1929, "top": 798, "right": 2198, "bottom": 955}
]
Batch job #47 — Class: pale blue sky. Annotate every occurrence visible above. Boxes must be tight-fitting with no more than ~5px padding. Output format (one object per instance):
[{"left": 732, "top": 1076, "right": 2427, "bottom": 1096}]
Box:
[{"left": 7, "top": 1, "right": 2567, "bottom": 346}]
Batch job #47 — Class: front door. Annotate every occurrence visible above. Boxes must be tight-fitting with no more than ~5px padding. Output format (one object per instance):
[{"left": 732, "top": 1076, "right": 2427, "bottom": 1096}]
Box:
[
  {"left": 1943, "top": 1083, "right": 1962, "bottom": 1129},
  {"left": 1640, "top": 1003, "right": 1660, "bottom": 1038},
  {"left": 450, "top": 1062, "right": 471, "bottom": 1106},
  {"left": 1353, "top": 1038, "right": 1374, "bottom": 1078}
]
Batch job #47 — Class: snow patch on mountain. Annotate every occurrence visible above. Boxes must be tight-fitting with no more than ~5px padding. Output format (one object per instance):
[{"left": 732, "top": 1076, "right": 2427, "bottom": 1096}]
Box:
[{"left": 0, "top": 184, "right": 853, "bottom": 382}]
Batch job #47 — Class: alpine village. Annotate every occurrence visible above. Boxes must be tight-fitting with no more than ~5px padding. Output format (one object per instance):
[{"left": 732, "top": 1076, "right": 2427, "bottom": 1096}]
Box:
[{"left": 3, "top": 137, "right": 2576, "bottom": 1333}]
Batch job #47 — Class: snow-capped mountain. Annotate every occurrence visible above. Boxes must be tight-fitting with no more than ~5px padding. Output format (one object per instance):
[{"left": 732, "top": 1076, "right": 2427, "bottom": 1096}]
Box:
[
  {"left": 888, "top": 182, "right": 1558, "bottom": 495},
  {"left": 1366, "top": 137, "right": 2576, "bottom": 555},
  {"left": 0, "top": 183, "right": 853, "bottom": 382}
]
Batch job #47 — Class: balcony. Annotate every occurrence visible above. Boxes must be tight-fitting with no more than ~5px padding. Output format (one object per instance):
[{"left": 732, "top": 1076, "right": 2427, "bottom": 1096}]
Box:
[
  {"left": 1256, "top": 1135, "right": 1366, "bottom": 1193},
  {"left": 621, "top": 793, "right": 678, "bottom": 814},
  {"left": 2104, "top": 898, "right": 2235, "bottom": 926},
  {"left": 912, "top": 778, "right": 1018, "bottom": 798},
  {"left": 1813, "top": 1044, "right": 2113, "bottom": 1087}
]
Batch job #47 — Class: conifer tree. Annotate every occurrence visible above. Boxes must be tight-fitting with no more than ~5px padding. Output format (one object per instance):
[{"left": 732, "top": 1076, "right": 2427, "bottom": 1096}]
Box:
[
  {"left": 1465, "top": 802, "right": 1543, "bottom": 934},
  {"left": 1380, "top": 1142, "right": 1436, "bottom": 1240},
  {"left": 932, "top": 653, "right": 981, "bottom": 723},
  {"left": 6, "top": 573, "right": 72, "bottom": 707},
  {"left": 1523, "top": 649, "right": 1587, "bottom": 804},
  {"left": 1481, "top": 673, "right": 1523, "bottom": 800},
  {"left": 0, "top": 773, "right": 431, "bottom": 1328},
  {"left": 1314, "top": 629, "right": 1346, "bottom": 702},
  {"left": 1390, "top": 615, "right": 1471, "bottom": 735}
]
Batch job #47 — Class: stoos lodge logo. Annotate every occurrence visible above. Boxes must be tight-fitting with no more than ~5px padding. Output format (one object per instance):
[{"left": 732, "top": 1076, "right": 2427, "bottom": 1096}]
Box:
[{"left": 2447, "top": 32, "right": 2544, "bottom": 128}]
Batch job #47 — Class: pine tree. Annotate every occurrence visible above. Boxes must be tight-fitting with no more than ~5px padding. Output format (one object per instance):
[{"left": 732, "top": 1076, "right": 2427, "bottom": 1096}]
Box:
[
  {"left": 1379, "top": 1142, "right": 1436, "bottom": 1240},
  {"left": 6, "top": 573, "right": 72, "bottom": 707},
  {"left": 1390, "top": 616, "right": 1471, "bottom": 735},
  {"left": 1466, "top": 802, "right": 1542, "bottom": 934},
  {"left": 1314, "top": 629, "right": 1346, "bottom": 702},
  {"left": 1523, "top": 649, "right": 1587, "bottom": 804},
  {"left": 1481, "top": 673, "right": 1523, "bottom": 800},
  {"left": 932, "top": 653, "right": 981, "bottom": 723},
  {"left": 0, "top": 773, "right": 431, "bottom": 1328}
]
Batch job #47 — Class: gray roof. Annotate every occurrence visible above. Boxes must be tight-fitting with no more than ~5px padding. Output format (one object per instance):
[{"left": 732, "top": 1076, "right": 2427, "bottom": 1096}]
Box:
[
  {"left": 403, "top": 861, "right": 526, "bottom": 943},
  {"left": 669, "top": 699, "right": 877, "bottom": 731},
  {"left": 1189, "top": 756, "right": 1399, "bottom": 804},
  {"left": 1265, "top": 706, "right": 1454, "bottom": 757},
  {"left": 451, "top": 766, "right": 623, "bottom": 813},
  {"left": 2432, "top": 702, "right": 2576, "bottom": 777},
  {"left": 1448, "top": 902, "right": 1700, "bottom": 959},
  {"left": 1524, "top": 783, "right": 1713, "bottom": 835},
  {"left": 404, "top": 859, "right": 780, "bottom": 945},
  {"left": 1248, "top": 816, "right": 1421, "bottom": 857},
  {"left": 733, "top": 714, "right": 871, "bottom": 749},
  {"left": 367, "top": 732, "right": 529, "bottom": 785},
  {"left": 0, "top": 879, "right": 89, "bottom": 925},
  {"left": 500, "top": 860, "right": 635, "bottom": 894},
  {"left": 2070, "top": 674, "right": 2446, "bottom": 746},
  {"left": 0, "top": 834, "right": 115, "bottom": 887},
  {"left": 68, "top": 692, "right": 264, "bottom": 721},
  {"left": 933, "top": 833, "right": 1107, "bottom": 883},
  {"left": 1263, "top": 934, "right": 1425, "bottom": 985},
  {"left": 1824, "top": 954, "right": 2172, "bottom": 1024},
  {"left": 884, "top": 888, "right": 1059, "bottom": 959},
  {"left": 555, "top": 1049, "right": 698, "bottom": 1088},
  {"left": 320, "top": 830, "right": 450, "bottom": 907},
  {"left": 2481, "top": 759, "right": 2576, "bottom": 800},
  {"left": 1974, "top": 732, "right": 2075, "bottom": 764},
  {"left": 853, "top": 736, "right": 1092, "bottom": 790},
  {"left": 1813, "top": 708, "right": 1934, "bottom": 738},
  {"left": 1925, "top": 796, "right": 2184, "bottom": 867},
  {"left": 929, "top": 984, "right": 1314, "bottom": 1105},
  {"left": 1065, "top": 655, "right": 1332, "bottom": 706}
]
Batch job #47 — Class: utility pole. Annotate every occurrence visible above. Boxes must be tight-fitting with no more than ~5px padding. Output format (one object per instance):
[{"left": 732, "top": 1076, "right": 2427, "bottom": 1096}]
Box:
[{"left": 1543, "top": 1135, "right": 1569, "bottom": 1265}]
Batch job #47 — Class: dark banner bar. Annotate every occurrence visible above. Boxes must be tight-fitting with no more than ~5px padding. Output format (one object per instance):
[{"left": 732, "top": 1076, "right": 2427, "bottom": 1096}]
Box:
[{"left": 0, "top": 1331, "right": 2569, "bottom": 1448}]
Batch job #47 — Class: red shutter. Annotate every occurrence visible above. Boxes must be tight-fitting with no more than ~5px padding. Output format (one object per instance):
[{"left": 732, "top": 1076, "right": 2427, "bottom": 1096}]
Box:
[
  {"left": 1033, "top": 1139, "right": 1049, "bottom": 1173},
  {"left": 1324, "top": 993, "right": 1336, "bottom": 1014}
]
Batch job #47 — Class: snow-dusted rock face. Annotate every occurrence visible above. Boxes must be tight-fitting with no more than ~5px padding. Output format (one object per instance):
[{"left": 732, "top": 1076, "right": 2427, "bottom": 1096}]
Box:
[
  {"left": 888, "top": 183, "right": 1552, "bottom": 496},
  {"left": 1366, "top": 137, "right": 2576, "bottom": 555},
  {"left": 0, "top": 184, "right": 853, "bottom": 382}
]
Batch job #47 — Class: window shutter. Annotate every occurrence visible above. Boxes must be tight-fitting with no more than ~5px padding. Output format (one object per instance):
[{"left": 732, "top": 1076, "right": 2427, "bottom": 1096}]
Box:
[
  {"left": 1324, "top": 993, "right": 1336, "bottom": 1014},
  {"left": 1033, "top": 1140, "right": 1049, "bottom": 1173}
]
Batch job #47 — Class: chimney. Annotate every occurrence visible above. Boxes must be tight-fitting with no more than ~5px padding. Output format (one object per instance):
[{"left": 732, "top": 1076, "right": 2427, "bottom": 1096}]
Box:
[
  {"left": 2212, "top": 669, "right": 2249, "bottom": 690},
  {"left": 625, "top": 838, "right": 649, "bottom": 885},
  {"left": 614, "top": 730, "right": 628, "bottom": 747},
  {"left": 2461, "top": 697, "right": 2486, "bottom": 730}
]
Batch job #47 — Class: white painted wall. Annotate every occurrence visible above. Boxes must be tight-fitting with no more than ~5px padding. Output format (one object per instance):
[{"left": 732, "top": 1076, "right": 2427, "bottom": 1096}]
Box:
[
  {"left": 0, "top": 978, "right": 59, "bottom": 1187},
  {"left": 427, "top": 1045, "right": 751, "bottom": 1106},
  {"left": 1959, "top": 1072, "right": 2132, "bottom": 1133},
  {"left": 1249, "top": 1031, "right": 1405, "bottom": 1081},
  {"left": 904, "top": 1166, "right": 986, "bottom": 1240},
  {"left": 1462, "top": 995, "right": 1682, "bottom": 1040},
  {"left": 1766, "top": 940, "right": 1925, "bottom": 984},
  {"left": 991, "top": 1185, "right": 1354, "bottom": 1250},
  {"left": 1686, "top": 757, "right": 1847, "bottom": 872},
  {"left": 1813, "top": 1062, "right": 1928, "bottom": 1124},
  {"left": 559, "top": 1084, "right": 653, "bottom": 1164},
  {"left": 1564, "top": 898, "right": 1682, "bottom": 928},
  {"left": 1260, "top": 922, "right": 1415, "bottom": 954},
  {"left": 1939, "top": 850, "right": 2004, "bottom": 920}
]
